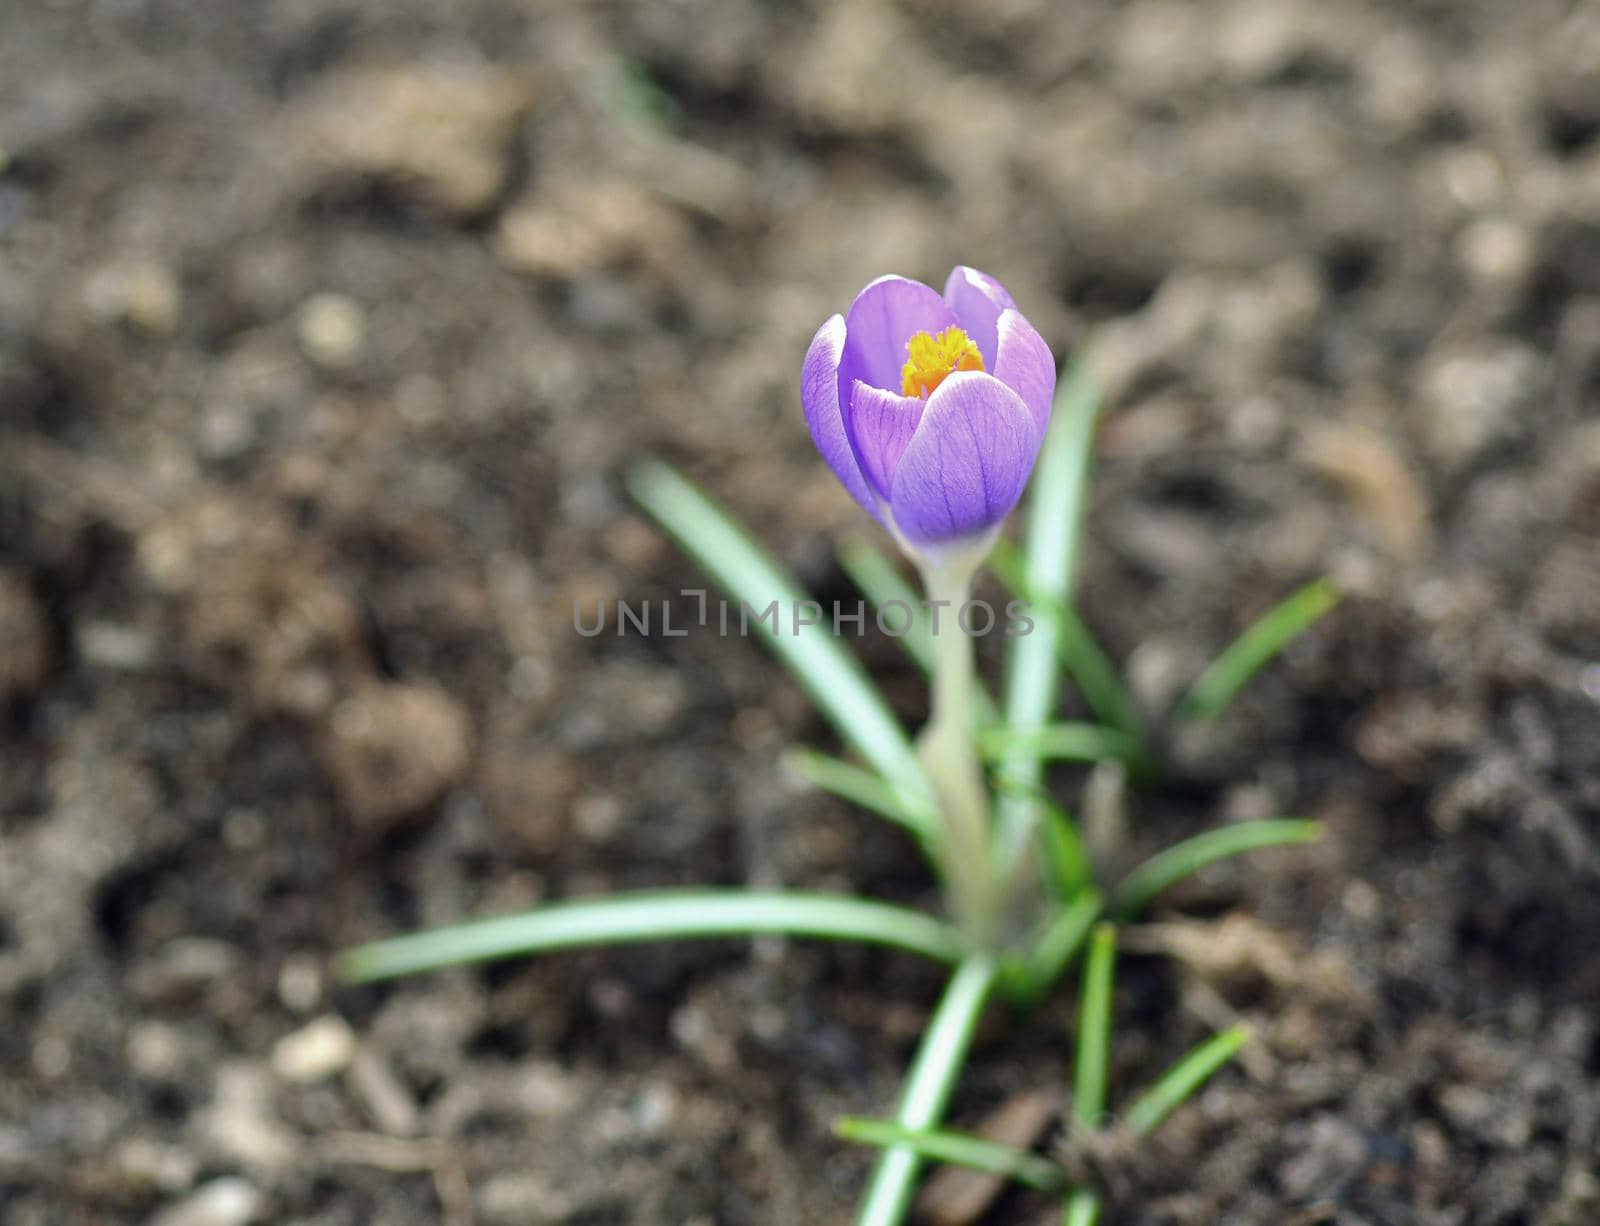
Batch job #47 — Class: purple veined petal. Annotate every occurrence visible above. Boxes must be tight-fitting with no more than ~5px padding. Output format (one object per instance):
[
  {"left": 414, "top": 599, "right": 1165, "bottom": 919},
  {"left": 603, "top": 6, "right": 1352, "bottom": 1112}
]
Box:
[
  {"left": 942, "top": 266, "right": 1016, "bottom": 371},
  {"left": 992, "top": 308, "right": 1056, "bottom": 435},
  {"left": 802, "top": 314, "right": 881, "bottom": 519},
  {"left": 888, "top": 371, "right": 1044, "bottom": 547},
  {"left": 846, "top": 379, "right": 927, "bottom": 501},
  {"left": 838, "top": 275, "right": 960, "bottom": 404}
]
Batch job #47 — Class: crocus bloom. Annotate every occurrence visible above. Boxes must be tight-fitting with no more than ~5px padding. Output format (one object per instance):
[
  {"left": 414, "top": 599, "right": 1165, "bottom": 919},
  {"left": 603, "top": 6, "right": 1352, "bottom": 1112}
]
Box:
[{"left": 802, "top": 267, "right": 1055, "bottom": 556}]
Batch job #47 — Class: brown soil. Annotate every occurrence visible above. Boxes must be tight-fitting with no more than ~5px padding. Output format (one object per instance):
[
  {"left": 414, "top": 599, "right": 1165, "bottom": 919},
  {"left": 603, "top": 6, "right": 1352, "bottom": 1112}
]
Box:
[{"left": 3, "top": 1, "right": 1599, "bottom": 1223}]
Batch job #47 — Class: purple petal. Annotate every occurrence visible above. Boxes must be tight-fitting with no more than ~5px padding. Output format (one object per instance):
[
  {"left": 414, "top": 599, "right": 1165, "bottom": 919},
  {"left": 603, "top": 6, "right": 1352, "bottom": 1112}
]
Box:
[
  {"left": 846, "top": 380, "right": 926, "bottom": 501},
  {"left": 838, "top": 275, "right": 960, "bottom": 403},
  {"left": 992, "top": 308, "right": 1056, "bottom": 435},
  {"left": 802, "top": 314, "right": 880, "bottom": 518},
  {"left": 888, "top": 371, "right": 1043, "bottom": 546},
  {"left": 942, "top": 266, "right": 1016, "bottom": 370}
]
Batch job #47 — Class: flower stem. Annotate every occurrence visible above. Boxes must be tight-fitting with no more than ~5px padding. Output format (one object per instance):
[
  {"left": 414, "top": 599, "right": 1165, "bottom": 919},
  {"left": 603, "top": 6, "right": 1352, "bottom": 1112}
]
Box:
[
  {"left": 854, "top": 954, "right": 998, "bottom": 1226},
  {"left": 917, "top": 561, "right": 996, "bottom": 940}
]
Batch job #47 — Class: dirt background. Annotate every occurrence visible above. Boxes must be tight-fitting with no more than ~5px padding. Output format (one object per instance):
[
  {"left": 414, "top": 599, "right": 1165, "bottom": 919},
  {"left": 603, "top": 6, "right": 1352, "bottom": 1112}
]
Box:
[{"left": 3, "top": 0, "right": 1600, "bottom": 1222}]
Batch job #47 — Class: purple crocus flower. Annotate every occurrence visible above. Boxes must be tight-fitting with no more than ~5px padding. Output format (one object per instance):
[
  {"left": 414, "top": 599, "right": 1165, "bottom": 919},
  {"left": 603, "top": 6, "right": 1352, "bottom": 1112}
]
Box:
[{"left": 802, "top": 267, "right": 1056, "bottom": 554}]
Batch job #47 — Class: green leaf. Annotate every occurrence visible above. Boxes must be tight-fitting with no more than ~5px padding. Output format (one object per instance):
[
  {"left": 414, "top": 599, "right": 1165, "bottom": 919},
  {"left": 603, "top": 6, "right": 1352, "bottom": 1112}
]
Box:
[
  {"left": 993, "top": 361, "right": 1107, "bottom": 874},
  {"left": 1063, "top": 1190, "right": 1101, "bottom": 1226},
  {"left": 979, "top": 722, "right": 1145, "bottom": 774},
  {"left": 1039, "top": 798, "right": 1093, "bottom": 903},
  {"left": 837, "top": 539, "right": 936, "bottom": 673},
  {"left": 337, "top": 890, "right": 965, "bottom": 983},
  {"left": 855, "top": 955, "right": 998, "bottom": 1226},
  {"left": 835, "top": 1118, "right": 1067, "bottom": 1194},
  {"left": 836, "top": 539, "right": 999, "bottom": 725},
  {"left": 782, "top": 749, "right": 926, "bottom": 839},
  {"left": 1124, "top": 1024, "right": 1250, "bottom": 1137},
  {"left": 989, "top": 540, "right": 1146, "bottom": 747},
  {"left": 1002, "top": 887, "right": 1101, "bottom": 1004},
  {"left": 1071, "top": 923, "right": 1117, "bottom": 1130},
  {"left": 628, "top": 459, "right": 936, "bottom": 840},
  {"left": 1111, "top": 819, "right": 1322, "bottom": 922},
  {"left": 1061, "top": 924, "right": 1117, "bottom": 1226},
  {"left": 1176, "top": 578, "right": 1339, "bottom": 724},
  {"left": 987, "top": 773, "right": 1091, "bottom": 904}
]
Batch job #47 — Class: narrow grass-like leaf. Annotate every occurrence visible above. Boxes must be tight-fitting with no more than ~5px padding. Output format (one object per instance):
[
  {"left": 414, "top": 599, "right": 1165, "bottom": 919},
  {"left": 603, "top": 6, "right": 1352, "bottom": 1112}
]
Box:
[
  {"left": 1062, "top": 924, "right": 1117, "bottom": 1226},
  {"left": 1111, "top": 819, "right": 1322, "bottom": 922},
  {"left": 989, "top": 540, "right": 1145, "bottom": 747},
  {"left": 338, "top": 891, "right": 964, "bottom": 983},
  {"left": 1039, "top": 797, "right": 1092, "bottom": 902},
  {"left": 628, "top": 459, "right": 935, "bottom": 836},
  {"left": 783, "top": 749, "right": 925, "bottom": 838},
  {"left": 1004, "top": 888, "right": 1101, "bottom": 1003},
  {"left": 856, "top": 955, "right": 998, "bottom": 1226},
  {"left": 988, "top": 774, "right": 1091, "bottom": 903},
  {"left": 837, "top": 539, "right": 999, "bottom": 725},
  {"left": 979, "top": 722, "right": 1145, "bottom": 774},
  {"left": 836, "top": 1118, "right": 1066, "bottom": 1194},
  {"left": 837, "top": 539, "right": 935, "bottom": 673},
  {"left": 1063, "top": 1191, "right": 1100, "bottom": 1226},
  {"left": 1124, "top": 1024, "right": 1250, "bottom": 1137},
  {"left": 1176, "top": 578, "right": 1338, "bottom": 724},
  {"left": 994, "top": 360, "right": 1104, "bottom": 873},
  {"left": 1072, "top": 924, "right": 1117, "bottom": 1130}
]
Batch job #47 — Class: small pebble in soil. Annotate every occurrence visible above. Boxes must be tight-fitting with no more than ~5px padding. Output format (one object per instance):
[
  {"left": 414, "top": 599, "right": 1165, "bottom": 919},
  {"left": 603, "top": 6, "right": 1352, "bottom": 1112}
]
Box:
[
  {"left": 196, "top": 1065, "right": 298, "bottom": 1173},
  {"left": 495, "top": 179, "right": 690, "bottom": 280},
  {"left": 573, "top": 791, "right": 625, "bottom": 843},
  {"left": 630, "top": 1081, "right": 678, "bottom": 1133},
  {"left": 31, "top": 1033, "right": 69, "bottom": 1079},
  {"left": 271, "top": 1015, "right": 355, "bottom": 1085},
  {"left": 275, "top": 954, "right": 323, "bottom": 1014},
  {"left": 150, "top": 1177, "right": 263, "bottom": 1226},
  {"left": 77, "top": 621, "right": 157, "bottom": 672},
  {"left": 198, "top": 402, "right": 257, "bottom": 461},
  {"left": 296, "top": 293, "right": 367, "bottom": 370},
  {"left": 1418, "top": 340, "right": 1541, "bottom": 467},
  {"left": 1440, "top": 147, "right": 1507, "bottom": 211},
  {"left": 133, "top": 938, "right": 238, "bottom": 1004},
  {"left": 1457, "top": 217, "right": 1535, "bottom": 294},
  {"left": 1342, "top": 878, "right": 1381, "bottom": 921},
  {"left": 323, "top": 681, "right": 472, "bottom": 829},
  {"left": 1580, "top": 664, "right": 1600, "bottom": 703},
  {"left": 348, "top": 1047, "right": 421, "bottom": 1137},
  {"left": 128, "top": 1021, "right": 188, "bottom": 1081},
  {"left": 83, "top": 259, "right": 182, "bottom": 336},
  {"left": 478, "top": 1172, "right": 576, "bottom": 1225},
  {"left": 515, "top": 1060, "right": 583, "bottom": 1119},
  {"left": 111, "top": 1136, "right": 200, "bottom": 1194},
  {"left": 284, "top": 62, "right": 537, "bottom": 218}
]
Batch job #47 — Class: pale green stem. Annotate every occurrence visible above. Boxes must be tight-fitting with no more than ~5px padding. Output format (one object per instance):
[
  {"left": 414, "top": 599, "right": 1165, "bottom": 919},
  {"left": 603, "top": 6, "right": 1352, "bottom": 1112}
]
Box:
[
  {"left": 854, "top": 954, "right": 998, "bottom": 1226},
  {"left": 916, "top": 561, "right": 996, "bottom": 941}
]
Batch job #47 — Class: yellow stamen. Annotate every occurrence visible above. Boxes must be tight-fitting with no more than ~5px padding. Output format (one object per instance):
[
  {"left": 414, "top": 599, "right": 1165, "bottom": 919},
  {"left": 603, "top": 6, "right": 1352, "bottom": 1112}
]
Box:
[{"left": 900, "top": 326, "right": 984, "bottom": 399}]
